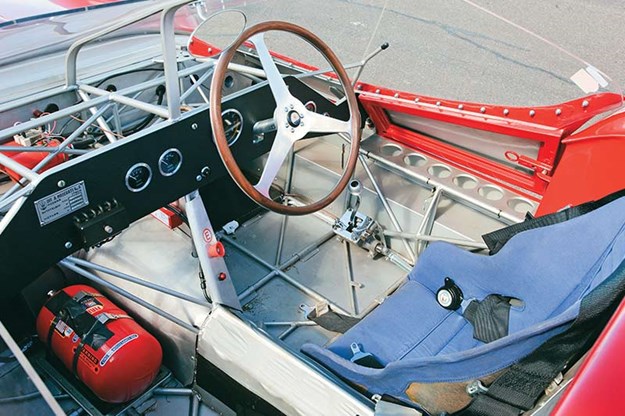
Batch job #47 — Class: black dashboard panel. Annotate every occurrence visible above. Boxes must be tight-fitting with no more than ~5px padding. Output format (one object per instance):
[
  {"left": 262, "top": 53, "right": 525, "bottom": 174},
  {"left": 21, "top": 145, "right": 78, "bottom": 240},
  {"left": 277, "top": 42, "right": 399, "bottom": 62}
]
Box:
[{"left": 0, "top": 76, "right": 349, "bottom": 298}]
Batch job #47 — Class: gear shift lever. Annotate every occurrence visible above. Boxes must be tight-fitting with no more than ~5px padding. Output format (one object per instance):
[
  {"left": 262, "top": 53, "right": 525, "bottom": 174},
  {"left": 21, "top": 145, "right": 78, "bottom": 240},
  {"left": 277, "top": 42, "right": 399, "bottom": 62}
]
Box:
[{"left": 348, "top": 180, "right": 362, "bottom": 225}]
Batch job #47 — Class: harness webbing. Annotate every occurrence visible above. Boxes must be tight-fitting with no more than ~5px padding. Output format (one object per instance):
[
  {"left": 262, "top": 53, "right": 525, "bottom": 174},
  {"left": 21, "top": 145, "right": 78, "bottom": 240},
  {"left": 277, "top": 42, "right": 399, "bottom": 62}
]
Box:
[{"left": 454, "top": 256, "right": 625, "bottom": 415}]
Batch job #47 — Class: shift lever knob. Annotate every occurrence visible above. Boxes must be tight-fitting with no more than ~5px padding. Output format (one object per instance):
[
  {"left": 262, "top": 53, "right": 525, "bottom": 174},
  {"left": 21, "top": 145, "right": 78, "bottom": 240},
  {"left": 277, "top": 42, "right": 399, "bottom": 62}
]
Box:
[{"left": 348, "top": 180, "right": 362, "bottom": 197}]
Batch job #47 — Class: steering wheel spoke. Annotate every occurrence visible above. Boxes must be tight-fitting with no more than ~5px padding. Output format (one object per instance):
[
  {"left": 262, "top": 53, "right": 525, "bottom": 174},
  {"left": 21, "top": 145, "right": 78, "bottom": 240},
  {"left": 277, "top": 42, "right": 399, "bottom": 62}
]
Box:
[
  {"left": 254, "top": 132, "right": 294, "bottom": 197},
  {"left": 249, "top": 33, "right": 292, "bottom": 106},
  {"left": 305, "top": 111, "right": 351, "bottom": 136}
]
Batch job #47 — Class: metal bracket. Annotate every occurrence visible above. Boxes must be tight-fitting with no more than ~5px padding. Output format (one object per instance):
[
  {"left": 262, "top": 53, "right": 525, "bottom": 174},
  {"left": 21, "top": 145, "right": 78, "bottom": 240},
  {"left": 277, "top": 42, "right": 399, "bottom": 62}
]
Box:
[
  {"left": 505, "top": 151, "right": 553, "bottom": 183},
  {"left": 466, "top": 380, "right": 489, "bottom": 397},
  {"left": 299, "top": 303, "right": 315, "bottom": 317},
  {"left": 185, "top": 190, "right": 241, "bottom": 310},
  {"left": 333, "top": 208, "right": 386, "bottom": 258},
  {"left": 350, "top": 342, "right": 372, "bottom": 363}
]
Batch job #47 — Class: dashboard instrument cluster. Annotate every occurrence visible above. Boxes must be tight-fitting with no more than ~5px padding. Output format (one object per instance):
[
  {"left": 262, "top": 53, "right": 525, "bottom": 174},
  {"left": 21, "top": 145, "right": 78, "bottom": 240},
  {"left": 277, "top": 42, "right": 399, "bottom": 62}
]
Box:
[{"left": 0, "top": 76, "right": 349, "bottom": 298}]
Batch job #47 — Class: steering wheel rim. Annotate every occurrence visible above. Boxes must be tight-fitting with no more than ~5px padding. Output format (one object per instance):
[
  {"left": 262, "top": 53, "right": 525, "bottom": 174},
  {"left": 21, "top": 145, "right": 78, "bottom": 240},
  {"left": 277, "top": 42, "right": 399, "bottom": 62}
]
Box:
[{"left": 209, "top": 21, "right": 361, "bottom": 216}]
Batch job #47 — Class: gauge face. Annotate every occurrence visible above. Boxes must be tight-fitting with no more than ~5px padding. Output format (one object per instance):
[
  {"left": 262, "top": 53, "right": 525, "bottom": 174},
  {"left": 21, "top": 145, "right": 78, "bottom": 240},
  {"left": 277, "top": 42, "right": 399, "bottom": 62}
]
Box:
[
  {"left": 125, "top": 163, "right": 152, "bottom": 192},
  {"left": 158, "top": 148, "right": 183, "bottom": 176},
  {"left": 221, "top": 108, "right": 243, "bottom": 146}
]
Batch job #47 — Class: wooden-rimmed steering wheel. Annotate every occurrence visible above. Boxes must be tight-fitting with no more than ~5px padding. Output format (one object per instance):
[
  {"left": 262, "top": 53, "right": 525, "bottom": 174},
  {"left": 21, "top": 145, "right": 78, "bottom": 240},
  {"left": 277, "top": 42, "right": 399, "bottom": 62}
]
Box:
[{"left": 209, "top": 21, "right": 361, "bottom": 215}]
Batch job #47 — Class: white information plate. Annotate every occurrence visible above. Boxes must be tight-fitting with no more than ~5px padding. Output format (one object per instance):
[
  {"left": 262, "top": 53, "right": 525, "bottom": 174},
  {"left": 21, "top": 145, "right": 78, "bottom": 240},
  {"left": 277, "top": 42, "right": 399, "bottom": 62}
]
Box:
[{"left": 34, "top": 181, "right": 89, "bottom": 226}]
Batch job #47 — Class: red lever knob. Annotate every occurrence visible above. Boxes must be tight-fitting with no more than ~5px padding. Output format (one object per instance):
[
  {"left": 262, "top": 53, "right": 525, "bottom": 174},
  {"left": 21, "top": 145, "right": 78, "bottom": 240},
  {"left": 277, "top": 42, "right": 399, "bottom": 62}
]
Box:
[{"left": 207, "top": 241, "right": 225, "bottom": 258}]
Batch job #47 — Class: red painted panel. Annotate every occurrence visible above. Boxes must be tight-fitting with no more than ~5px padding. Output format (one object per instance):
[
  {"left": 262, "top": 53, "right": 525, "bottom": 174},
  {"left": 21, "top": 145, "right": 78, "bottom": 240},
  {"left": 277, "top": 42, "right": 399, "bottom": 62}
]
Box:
[
  {"left": 356, "top": 83, "right": 621, "bottom": 134},
  {"left": 537, "top": 111, "right": 625, "bottom": 215},
  {"left": 551, "top": 298, "right": 625, "bottom": 416},
  {"left": 358, "top": 89, "right": 622, "bottom": 196}
]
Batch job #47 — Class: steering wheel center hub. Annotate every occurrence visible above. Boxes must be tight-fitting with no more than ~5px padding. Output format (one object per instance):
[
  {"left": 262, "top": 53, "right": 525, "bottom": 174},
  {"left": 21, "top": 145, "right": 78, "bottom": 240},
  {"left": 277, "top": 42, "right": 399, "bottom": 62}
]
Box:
[{"left": 287, "top": 110, "right": 302, "bottom": 127}]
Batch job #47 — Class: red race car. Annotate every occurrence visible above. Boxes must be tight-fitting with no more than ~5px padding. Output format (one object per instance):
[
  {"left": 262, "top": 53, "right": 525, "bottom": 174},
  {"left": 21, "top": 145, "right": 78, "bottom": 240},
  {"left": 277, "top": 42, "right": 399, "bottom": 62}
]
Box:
[{"left": 0, "top": 1, "right": 623, "bottom": 415}]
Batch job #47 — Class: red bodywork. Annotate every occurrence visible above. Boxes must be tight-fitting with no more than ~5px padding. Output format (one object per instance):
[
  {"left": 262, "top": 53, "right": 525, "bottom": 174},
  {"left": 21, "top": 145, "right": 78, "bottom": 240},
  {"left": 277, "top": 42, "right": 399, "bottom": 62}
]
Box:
[
  {"left": 50, "top": 0, "right": 122, "bottom": 6},
  {"left": 357, "top": 84, "right": 622, "bottom": 197},
  {"left": 551, "top": 298, "right": 625, "bottom": 415},
  {"left": 0, "top": 0, "right": 125, "bottom": 22},
  {"left": 537, "top": 110, "right": 625, "bottom": 214},
  {"left": 188, "top": 37, "right": 221, "bottom": 57},
  {"left": 36, "top": 285, "right": 162, "bottom": 403},
  {"left": 357, "top": 82, "right": 625, "bottom": 414}
]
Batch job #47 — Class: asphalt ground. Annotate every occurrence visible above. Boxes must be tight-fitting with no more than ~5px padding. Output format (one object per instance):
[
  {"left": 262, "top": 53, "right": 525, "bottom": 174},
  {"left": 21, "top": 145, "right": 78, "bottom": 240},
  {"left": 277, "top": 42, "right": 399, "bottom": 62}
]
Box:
[{"left": 215, "top": 0, "right": 624, "bottom": 107}]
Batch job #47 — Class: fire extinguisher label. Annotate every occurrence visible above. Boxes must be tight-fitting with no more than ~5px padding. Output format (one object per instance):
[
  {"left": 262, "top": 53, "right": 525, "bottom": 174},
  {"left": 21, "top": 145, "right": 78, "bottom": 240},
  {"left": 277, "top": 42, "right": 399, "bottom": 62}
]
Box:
[
  {"left": 100, "top": 333, "right": 138, "bottom": 367},
  {"left": 86, "top": 305, "right": 103, "bottom": 315},
  {"left": 77, "top": 294, "right": 103, "bottom": 315},
  {"left": 54, "top": 320, "right": 74, "bottom": 338}
]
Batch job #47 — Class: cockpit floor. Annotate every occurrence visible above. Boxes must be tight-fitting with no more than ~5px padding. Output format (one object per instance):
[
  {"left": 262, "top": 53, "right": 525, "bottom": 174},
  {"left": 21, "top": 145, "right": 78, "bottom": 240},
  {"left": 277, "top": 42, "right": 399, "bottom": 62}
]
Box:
[{"left": 226, "top": 210, "right": 406, "bottom": 349}]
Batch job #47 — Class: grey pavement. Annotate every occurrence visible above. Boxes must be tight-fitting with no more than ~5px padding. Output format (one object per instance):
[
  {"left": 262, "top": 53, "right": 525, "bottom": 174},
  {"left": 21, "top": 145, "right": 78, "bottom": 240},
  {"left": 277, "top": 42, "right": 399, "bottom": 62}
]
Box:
[{"left": 232, "top": 0, "right": 624, "bottom": 107}]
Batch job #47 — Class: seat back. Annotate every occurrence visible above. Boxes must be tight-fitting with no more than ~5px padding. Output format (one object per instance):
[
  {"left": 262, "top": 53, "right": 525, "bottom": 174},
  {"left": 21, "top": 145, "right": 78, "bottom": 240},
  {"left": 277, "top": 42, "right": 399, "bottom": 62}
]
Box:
[{"left": 410, "top": 195, "right": 625, "bottom": 334}]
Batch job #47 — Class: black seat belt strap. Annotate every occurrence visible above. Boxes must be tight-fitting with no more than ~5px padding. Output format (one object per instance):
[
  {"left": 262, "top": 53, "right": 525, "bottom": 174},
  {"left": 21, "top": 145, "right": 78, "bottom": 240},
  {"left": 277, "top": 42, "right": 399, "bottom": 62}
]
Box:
[
  {"left": 483, "top": 188, "right": 625, "bottom": 255},
  {"left": 305, "top": 302, "right": 360, "bottom": 333},
  {"left": 455, "top": 256, "right": 625, "bottom": 416}
]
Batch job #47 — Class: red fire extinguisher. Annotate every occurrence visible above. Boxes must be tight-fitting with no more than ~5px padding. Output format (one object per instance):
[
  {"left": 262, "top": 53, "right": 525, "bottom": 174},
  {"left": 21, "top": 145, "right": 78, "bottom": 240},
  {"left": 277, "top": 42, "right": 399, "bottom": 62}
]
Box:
[{"left": 36, "top": 285, "right": 162, "bottom": 403}]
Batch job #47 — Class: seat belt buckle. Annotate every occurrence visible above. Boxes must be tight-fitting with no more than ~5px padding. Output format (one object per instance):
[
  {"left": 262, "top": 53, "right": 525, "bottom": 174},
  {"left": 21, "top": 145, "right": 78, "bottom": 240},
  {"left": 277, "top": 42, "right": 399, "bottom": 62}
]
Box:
[
  {"left": 350, "top": 342, "right": 371, "bottom": 362},
  {"left": 349, "top": 342, "right": 384, "bottom": 368},
  {"left": 466, "top": 380, "right": 489, "bottom": 397}
]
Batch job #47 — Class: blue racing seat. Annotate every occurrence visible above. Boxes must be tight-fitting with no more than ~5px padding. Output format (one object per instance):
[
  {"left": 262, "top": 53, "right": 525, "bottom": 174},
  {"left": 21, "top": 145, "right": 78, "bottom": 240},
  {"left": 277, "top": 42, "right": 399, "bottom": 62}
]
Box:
[{"left": 302, "top": 195, "right": 625, "bottom": 409}]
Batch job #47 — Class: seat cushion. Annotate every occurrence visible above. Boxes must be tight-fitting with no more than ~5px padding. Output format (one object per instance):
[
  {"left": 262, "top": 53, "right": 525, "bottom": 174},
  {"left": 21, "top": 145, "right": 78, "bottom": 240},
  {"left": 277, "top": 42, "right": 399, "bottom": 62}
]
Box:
[
  {"left": 328, "top": 281, "right": 481, "bottom": 365},
  {"left": 302, "top": 195, "right": 625, "bottom": 400}
]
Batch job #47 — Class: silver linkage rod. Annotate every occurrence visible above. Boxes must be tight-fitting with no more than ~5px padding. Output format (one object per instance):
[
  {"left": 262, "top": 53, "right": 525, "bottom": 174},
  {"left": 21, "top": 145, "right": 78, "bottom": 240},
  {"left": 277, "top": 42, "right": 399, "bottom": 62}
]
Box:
[
  {"left": 65, "top": 257, "right": 211, "bottom": 307},
  {"left": 383, "top": 230, "right": 488, "bottom": 250},
  {"left": 0, "top": 321, "right": 65, "bottom": 415},
  {"left": 291, "top": 42, "right": 389, "bottom": 85},
  {"left": 60, "top": 260, "right": 199, "bottom": 334},
  {"left": 359, "top": 154, "right": 416, "bottom": 264},
  {"left": 77, "top": 90, "right": 118, "bottom": 143},
  {"left": 351, "top": 42, "right": 389, "bottom": 86},
  {"left": 343, "top": 242, "right": 359, "bottom": 315},
  {"left": 275, "top": 149, "right": 296, "bottom": 266}
]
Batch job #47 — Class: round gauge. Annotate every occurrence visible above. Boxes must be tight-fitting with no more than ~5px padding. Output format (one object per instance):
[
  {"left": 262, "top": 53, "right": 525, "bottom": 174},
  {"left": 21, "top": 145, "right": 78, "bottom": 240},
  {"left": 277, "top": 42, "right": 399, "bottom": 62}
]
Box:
[
  {"left": 158, "top": 148, "right": 183, "bottom": 176},
  {"left": 125, "top": 163, "right": 152, "bottom": 192},
  {"left": 221, "top": 108, "right": 243, "bottom": 146}
]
